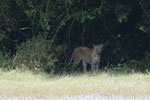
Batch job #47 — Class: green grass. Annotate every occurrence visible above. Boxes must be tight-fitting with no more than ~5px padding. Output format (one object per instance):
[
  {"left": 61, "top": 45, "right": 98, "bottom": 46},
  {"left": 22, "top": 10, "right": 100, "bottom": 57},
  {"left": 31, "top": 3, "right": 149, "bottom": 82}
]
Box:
[{"left": 0, "top": 69, "right": 150, "bottom": 98}]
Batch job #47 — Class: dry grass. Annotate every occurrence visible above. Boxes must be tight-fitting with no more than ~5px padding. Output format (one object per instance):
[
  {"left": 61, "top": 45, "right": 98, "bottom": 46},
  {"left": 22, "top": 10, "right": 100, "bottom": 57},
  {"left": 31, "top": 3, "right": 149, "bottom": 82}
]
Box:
[{"left": 0, "top": 70, "right": 150, "bottom": 98}]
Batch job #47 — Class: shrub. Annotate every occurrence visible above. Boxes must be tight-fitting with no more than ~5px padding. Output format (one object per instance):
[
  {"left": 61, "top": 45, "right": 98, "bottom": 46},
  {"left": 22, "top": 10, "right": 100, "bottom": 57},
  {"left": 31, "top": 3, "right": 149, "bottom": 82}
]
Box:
[
  {"left": 128, "top": 52, "right": 150, "bottom": 71},
  {"left": 107, "top": 63, "right": 132, "bottom": 74},
  {"left": 8, "top": 35, "right": 63, "bottom": 75},
  {"left": 0, "top": 52, "right": 4, "bottom": 67},
  {"left": 1, "top": 35, "right": 69, "bottom": 74}
]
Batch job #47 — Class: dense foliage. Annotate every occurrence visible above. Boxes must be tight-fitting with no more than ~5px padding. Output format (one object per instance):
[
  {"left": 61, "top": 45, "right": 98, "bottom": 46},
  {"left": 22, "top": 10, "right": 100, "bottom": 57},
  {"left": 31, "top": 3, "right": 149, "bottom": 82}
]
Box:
[{"left": 0, "top": 0, "right": 150, "bottom": 73}]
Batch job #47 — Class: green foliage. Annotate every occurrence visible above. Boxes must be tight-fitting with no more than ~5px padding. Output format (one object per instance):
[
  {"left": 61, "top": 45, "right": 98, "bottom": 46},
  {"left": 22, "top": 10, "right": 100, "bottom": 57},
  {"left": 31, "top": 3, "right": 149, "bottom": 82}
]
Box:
[
  {"left": 108, "top": 64, "right": 132, "bottom": 74},
  {"left": 6, "top": 35, "right": 68, "bottom": 74},
  {"left": 128, "top": 52, "right": 150, "bottom": 71},
  {"left": 1, "top": 53, "right": 13, "bottom": 70},
  {"left": 11, "top": 36, "right": 57, "bottom": 74},
  {"left": 0, "top": 0, "right": 150, "bottom": 73},
  {"left": 0, "top": 31, "right": 5, "bottom": 41},
  {"left": 139, "top": 25, "right": 147, "bottom": 33},
  {"left": 115, "top": 4, "right": 129, "bottom": 23},
  {"left": 0, "top": 52, "right": 4, "bottom": 67}
]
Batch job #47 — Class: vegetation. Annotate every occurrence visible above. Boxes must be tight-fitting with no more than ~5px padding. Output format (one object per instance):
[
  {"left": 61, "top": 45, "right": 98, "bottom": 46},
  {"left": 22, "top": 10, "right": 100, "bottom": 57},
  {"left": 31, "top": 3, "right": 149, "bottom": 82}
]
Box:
[
  {"left": 0, "top": 0, "right": 150, "bottom": 73},
  {"left": 0, "top": 70, "right": 150, "bottom": 98}
]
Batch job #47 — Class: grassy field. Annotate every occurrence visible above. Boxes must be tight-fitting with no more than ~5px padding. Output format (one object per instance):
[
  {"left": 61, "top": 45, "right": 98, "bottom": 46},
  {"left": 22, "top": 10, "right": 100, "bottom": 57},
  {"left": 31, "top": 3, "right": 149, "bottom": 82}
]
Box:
[{"left": 0, "top": 69, "right": 150, "bottom": 99}]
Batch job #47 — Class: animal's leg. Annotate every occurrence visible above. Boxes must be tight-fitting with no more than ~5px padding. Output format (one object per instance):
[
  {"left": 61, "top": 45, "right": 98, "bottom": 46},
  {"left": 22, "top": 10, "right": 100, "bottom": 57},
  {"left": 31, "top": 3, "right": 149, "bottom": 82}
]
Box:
[
  {"left": 82, "top": 61, "right": 87, "bottom": 73},
  {"left": 91, "top": 63, "right": 96, "bottom": 72},
  {"left": 95, "top": 56, "right": 101, "bottom": 72},
  {"left": 95, "top": 64, "right": 99, "bottom": 72}
]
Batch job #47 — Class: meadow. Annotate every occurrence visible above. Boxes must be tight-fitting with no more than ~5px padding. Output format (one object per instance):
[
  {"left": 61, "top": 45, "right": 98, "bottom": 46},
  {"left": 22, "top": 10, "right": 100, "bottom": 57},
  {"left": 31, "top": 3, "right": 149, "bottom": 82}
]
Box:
[{"left": 0, "top": 69, "right": 150, "bottom": 99}]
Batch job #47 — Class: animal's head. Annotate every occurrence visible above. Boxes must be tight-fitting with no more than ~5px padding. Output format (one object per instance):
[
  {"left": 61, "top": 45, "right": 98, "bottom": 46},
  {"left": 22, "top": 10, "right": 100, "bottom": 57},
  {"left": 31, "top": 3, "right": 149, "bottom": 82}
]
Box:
[{"left": 93, "top": 44, "right": 103, "bottom": 55}]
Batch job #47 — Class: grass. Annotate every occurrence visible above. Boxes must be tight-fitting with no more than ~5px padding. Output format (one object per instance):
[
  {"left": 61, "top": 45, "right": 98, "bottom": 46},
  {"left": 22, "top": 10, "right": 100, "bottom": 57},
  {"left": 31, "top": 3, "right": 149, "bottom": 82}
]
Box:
[{"left": 0, "top": 69, "right": 150, "bottom": 98}]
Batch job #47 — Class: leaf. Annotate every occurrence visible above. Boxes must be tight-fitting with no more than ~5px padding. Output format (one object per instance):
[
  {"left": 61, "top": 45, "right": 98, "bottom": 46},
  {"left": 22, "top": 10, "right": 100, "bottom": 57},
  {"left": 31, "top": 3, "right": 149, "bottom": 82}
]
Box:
[
  {"left": 0, "top": 32, "right": 5, "bottom": 41},
  {"left": 139, "top": 25, "right": 147, "bottom": 32},
  {"left": 7, "top": 27, "right": 12, "bottom": 32},
  {"left": 118, "top": 14, "right": 128, "bottom": 23},
  {"left": 25, "top": 10, "right": 33, "bottom": 17},
  {"left": 116, "top": 4, "right": 123, "bottom": 11},
  {"left": 20, "top": 27, "right": 30, "bottom": 30}
]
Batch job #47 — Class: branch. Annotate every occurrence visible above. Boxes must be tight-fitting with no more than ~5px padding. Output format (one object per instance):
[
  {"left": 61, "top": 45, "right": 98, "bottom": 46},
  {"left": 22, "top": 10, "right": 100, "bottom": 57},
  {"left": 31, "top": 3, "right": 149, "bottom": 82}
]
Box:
[{"left": 100, "top": 0, "right": 104, "bottom": 10}]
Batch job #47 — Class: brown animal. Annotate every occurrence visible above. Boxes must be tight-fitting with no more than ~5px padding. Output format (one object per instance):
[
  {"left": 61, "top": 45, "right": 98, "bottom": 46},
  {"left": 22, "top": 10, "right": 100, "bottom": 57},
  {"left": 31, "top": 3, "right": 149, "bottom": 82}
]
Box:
[{"left": 72, "top": 44, "right": 103, "bottom": 72}]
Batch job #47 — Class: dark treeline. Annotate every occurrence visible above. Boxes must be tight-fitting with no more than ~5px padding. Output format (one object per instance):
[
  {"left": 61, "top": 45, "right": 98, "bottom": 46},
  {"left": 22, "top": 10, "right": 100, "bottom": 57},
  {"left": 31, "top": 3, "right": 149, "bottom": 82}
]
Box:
[{"left": 0, "top": 0, "right": 150, "bottom": 73}]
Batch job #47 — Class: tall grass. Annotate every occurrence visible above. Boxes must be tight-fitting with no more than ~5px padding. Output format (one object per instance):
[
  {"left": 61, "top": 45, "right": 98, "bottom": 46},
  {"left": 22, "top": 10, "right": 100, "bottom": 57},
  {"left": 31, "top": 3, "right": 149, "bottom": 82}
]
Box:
[{"left": 0, "top": 69, "right": 150, "bottom": 98}]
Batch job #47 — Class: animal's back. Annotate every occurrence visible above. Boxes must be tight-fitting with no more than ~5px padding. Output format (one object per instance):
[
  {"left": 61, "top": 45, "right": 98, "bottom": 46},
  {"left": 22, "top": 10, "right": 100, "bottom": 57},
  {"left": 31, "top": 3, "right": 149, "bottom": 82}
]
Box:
[{"left": 72, "top": 47, "right": 92, "bottom": 63}]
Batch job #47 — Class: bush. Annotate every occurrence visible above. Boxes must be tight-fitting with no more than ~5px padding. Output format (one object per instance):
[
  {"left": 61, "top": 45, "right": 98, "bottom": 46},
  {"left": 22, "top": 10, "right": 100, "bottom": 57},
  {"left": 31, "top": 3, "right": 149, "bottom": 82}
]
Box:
[
  {"left": 0, "top": 52, "right": 4, "bottom": 67},
  {"left": 4, "top": 35, "right": 67, "bottom": 75},
  {"left": 107, "top": 63, "right": 132, "bottom": 74},
  {"left": 1, "top": 34, "right": 69, "bottom": 74},
  {"left": 14, "top": 35, "right": 54, "bottom": 73},
  {"left": 128, "top": 52, "right": 150, "bottom": 71}
]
